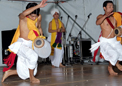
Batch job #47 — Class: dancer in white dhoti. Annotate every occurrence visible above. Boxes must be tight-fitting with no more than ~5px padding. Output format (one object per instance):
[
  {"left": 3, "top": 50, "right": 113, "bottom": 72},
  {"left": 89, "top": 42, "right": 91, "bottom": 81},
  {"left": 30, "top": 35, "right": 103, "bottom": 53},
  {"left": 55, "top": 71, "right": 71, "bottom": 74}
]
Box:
[
  {"left": 2, "top": 0, "right": 47, "bottom": 83},
  {"left": 47, "top": 8, "right": 65, "bottom": 68},
  {"left": 90, "top": 36, "right": 122, "bottom": 66},
  {"left": 90, "top": 1, "right": 122, "bottom": 76}
]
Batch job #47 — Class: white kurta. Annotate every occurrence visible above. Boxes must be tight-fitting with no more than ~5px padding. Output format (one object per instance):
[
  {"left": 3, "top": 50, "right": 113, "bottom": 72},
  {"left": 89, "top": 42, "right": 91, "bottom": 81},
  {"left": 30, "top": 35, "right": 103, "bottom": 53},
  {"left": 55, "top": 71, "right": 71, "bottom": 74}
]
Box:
[
  {"left": 47, "top": 34, "right": 64, "bottom": 67},
  {"left": 9, "top": 38, "right": 38, "bottom": 80},
  {"left": 90, "top": 36, "right": 122, "bottom": 66}
]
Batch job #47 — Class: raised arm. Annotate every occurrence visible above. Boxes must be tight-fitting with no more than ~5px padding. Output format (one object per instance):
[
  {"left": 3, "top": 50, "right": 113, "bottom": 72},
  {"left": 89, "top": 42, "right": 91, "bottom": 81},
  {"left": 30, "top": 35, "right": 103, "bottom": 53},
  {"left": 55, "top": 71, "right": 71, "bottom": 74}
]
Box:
[
  {"left": 96, "top": 14, "right": 106, "bottom": 25},
  {"left": 19, "top": 0, "right": 47, "bottom": 19},
  {"left": 96, "top": 12, "right": 113, "bottom": 25},
  {"left": 37, "top": 15, "right": 43, "bottom": 36}
]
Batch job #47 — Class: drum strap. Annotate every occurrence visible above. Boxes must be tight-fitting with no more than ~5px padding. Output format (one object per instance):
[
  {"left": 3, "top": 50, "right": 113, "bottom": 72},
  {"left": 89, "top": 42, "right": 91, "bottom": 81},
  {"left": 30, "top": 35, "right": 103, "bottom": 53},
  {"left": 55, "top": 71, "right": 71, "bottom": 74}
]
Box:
[
  {"left": 93, "top": 17, "right": 114, "bottom": 62},
  {"left": 106, "top": 18, "right": 114, "bottom": 29}
]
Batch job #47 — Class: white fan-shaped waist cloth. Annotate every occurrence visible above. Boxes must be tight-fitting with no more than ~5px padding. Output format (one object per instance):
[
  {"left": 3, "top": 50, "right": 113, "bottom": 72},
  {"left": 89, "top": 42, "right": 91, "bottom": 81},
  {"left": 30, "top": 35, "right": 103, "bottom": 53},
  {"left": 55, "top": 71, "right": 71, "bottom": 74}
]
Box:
[
  {"left": 90, "top": 36, "right": 117, "bottom": 52},
  {"left": 9, "top": 38, "right": 32, "bottom": 54}
]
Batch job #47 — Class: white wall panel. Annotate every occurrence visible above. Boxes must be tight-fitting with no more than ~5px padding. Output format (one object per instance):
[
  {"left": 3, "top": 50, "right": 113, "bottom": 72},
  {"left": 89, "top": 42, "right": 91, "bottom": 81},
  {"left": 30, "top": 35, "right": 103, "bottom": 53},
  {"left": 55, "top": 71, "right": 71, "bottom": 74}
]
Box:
[{"left": 0, "top": 0, "right": 116, "bottom": 65}]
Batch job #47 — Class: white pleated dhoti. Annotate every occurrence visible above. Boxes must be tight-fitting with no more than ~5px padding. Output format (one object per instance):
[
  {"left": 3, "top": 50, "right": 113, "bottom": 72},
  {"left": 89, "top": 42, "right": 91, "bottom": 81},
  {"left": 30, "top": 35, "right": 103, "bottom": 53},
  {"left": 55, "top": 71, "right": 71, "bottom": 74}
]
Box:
[
  {"left": 90, "top": 36, "right": 122, "bottom": 66},
  {"left": 9, "top": 38, "right": 38, "bottom": 80},
  {"left": 47, "top": 34, "right": 64, "bottom": 67}
]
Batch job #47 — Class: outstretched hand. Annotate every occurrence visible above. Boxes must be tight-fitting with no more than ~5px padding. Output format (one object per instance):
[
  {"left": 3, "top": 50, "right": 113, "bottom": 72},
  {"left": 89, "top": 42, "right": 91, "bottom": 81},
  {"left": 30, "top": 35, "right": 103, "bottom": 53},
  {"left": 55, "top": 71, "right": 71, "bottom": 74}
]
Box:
[{"left": 38, "top": 0, "right": 47, "bottom": 8}]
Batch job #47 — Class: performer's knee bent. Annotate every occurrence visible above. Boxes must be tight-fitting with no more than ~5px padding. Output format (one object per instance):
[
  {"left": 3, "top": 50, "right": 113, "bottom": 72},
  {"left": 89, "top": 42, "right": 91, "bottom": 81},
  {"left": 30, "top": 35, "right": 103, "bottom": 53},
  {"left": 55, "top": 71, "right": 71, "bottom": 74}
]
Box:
[{"left": 27, "top": 51, "right": 38, "bottom": 69}]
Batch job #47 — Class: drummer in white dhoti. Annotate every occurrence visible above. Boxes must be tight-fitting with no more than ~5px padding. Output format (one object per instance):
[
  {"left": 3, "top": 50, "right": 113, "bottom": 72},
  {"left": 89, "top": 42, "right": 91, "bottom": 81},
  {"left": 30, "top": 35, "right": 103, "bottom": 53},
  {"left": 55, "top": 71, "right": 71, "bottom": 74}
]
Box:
[
  {"left": 2, "top": 0, "right": 47, "bottom": 83},
  {"left": 90, "top": 1, "right": 122, "bottom": 76},
  {"left": 47, "top": 8, "right": 65, "bottom": 68}
]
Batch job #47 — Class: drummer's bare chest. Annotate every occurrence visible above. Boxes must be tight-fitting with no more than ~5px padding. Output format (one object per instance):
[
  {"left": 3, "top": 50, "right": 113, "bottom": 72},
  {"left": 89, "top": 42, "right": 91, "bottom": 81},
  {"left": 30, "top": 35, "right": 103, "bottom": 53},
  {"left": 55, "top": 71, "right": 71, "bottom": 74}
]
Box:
[{"left": 101, "top": 16, "right": 116, "bottom": 28}]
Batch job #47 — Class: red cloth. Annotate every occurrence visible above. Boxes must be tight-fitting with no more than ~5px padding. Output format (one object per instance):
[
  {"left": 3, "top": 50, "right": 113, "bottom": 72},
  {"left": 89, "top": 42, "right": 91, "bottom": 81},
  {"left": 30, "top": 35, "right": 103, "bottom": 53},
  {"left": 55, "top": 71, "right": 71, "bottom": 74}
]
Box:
[
  {"left": 3, "top": 52, "right": 16, "bottom": 72},
  {"left": 93, "top": 32, "right": 102, "bottom": 62},
  {"left": 33, "top": 30, "right": 39, "bottom": 36},
  {"left": 118, "top": 12, "right": 122, "bottom": 15}
]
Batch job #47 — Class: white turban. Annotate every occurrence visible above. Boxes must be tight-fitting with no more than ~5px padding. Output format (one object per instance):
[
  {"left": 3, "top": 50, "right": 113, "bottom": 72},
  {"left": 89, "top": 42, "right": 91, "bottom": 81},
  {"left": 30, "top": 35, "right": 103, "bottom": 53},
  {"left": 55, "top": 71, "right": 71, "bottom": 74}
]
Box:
[{"left": 51, "top": 8, "right": 59, "bottom": 16}]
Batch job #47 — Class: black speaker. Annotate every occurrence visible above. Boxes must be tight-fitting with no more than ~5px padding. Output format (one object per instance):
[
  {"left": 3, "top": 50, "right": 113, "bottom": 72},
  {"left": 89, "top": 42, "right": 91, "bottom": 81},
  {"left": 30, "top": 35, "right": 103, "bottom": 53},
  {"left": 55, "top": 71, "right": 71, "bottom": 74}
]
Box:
[
  {"left": 82, "top": 40, "right": 92, "bottom": 57},
  {"left": 1, "top": 29, "right": 17, "bottom": 64},
  {"left": 73, "top": 38, "right": 92, "bottom": 58}
]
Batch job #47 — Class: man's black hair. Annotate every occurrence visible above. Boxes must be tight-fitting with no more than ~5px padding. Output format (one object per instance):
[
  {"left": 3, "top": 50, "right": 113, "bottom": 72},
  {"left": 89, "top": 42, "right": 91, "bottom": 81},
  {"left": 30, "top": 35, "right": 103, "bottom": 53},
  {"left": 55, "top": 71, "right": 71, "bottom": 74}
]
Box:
[
  {"left": 26, "top": 3, "right": 40, "bottom": 16},
  {"left": 103, "top": 1, "right": 113, "bottom": 7}
]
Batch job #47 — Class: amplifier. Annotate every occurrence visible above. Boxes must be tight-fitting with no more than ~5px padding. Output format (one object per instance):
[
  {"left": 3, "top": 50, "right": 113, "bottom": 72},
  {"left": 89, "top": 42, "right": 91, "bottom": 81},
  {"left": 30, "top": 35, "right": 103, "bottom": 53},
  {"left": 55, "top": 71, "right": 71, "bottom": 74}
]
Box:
[{"left": 73, "top": 38, "right": 92, "bottom": 58}]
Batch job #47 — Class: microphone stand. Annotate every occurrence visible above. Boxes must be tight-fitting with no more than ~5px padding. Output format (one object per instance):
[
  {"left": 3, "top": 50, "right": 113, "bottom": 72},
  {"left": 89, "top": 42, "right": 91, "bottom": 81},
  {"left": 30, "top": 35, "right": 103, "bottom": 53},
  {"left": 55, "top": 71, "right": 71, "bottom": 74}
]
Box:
[
  {"left": 75, "top": 13, "right": 92, "bottom": 40},
  {"left": 75, "top": 13, "right": 92, "bottom": 65},
  {"left": 67, "top": 15, "right": 78, "bottom": 41},
  {"left": 64, "top": 15, "right": 70, "bottom": 37},
  {"left": 64, "top": 15, "right": 70, "bottom": 65},
  {"left": 67, "top": 15, "right": 78, "bottom": 65}
]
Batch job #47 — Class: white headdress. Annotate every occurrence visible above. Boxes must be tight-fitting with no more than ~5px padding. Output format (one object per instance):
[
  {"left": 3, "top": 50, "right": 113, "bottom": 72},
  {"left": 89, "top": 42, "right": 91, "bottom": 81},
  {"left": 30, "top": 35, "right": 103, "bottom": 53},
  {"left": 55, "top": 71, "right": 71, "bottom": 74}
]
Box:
[{"left": 51, "top": 8, "right": 59, "bottom": 16}]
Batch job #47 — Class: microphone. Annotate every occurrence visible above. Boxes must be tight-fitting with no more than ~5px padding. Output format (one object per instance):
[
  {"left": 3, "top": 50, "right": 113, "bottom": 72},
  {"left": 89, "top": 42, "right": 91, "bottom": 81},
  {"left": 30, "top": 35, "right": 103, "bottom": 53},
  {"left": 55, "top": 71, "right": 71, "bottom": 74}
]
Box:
[
  {"left": 75, "top": 15, "right": 78, "bottom": 19},
  {"left": 88, "top": 13, "right": 92, "bottom": 18},
  {"left": 61, "top": 16, "right": 63, "bottom": 21}
]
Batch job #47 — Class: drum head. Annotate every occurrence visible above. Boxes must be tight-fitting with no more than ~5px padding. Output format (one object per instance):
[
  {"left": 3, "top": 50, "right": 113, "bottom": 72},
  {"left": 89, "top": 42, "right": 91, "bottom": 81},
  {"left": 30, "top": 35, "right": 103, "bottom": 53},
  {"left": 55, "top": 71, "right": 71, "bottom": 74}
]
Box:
[
  {"left": 34, "top": 39, "right": 51, "bottom": 58},
  {"left": 34, "top": 37, "right": 44, "bottom": 48},
  {"left": 114, "top": 27, "right": 121, "bottom": 37}
]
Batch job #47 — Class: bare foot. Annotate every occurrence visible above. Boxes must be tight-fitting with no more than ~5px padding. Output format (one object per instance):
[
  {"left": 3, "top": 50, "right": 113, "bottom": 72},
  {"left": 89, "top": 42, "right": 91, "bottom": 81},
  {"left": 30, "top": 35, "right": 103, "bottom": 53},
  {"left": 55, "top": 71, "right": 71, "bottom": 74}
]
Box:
[
  {"left": 116, "top": 63, "right": 122, "bottom": 71},
  {"left": 1, "top": 82, "right": 8, "bottom": 86},
  {"left": 30, "top": 78, "right": 40, "bottom": 83},
  {"left": 59, "top": 63, "right": 65, "bottom": 68},
  {"left": 1, "top": 70, "right": 11, "bottom": 82},
  {"left": 108, "top": 66, "right": 118, "bottom": 76},
  {"left": 52, "top": 65, "right": 56, "bottom": 68}
]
